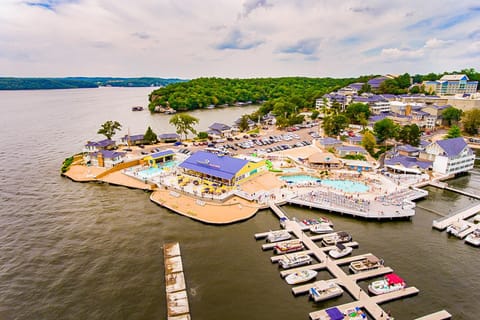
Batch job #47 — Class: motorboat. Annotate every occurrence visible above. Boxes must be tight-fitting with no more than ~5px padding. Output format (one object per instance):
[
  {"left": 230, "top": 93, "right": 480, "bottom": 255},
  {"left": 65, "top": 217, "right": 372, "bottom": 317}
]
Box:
[
  {"left": 465, "top": 229, "right": 480, "bottom": 246},
  {"left": 344, "top": 307, "right": 368, "bottom": 319},
  {"left": 368, "top": 273, "right": 406, "bottom": 295},
  {"left": 328, "top": 243, "right": 353, "bottom": 259},
  {"left": 266, "top": 230, "right": 291, "bottom": 243},
  {"left": 321, "top": 231, "right": 352, "bottom": 246},
  {"left": 285, "top": 269, "right": 317, "bottom": 285},
  {"left": 278, "top": 253, "right": 312, "bottom": 269},
  {"left": 310, "top": 222, "right": 334, "bottom": 234},
  {"left": 302, "top": 217, "right": 333, "bottom": 226},
  {"left": 274, "top": 239, "right": 304, "bottom": 254},
  {"left": 349, "top": 255, "right": 384, "bottom": 273},
  {"left": 309, "top": 280, "right": 343, "bottom": 302},
  {"left": 446, "top": 221, "right": 470, "bottom": 238}
]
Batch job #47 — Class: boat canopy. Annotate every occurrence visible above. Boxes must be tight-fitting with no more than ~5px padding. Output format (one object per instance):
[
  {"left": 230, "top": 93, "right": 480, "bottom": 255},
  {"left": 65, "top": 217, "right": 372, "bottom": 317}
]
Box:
[
  {"left": 316, "top": 280, "right": 331, "bottom": 291},
  {"left": 337, "top": 231, "right": 349, "bottom": 238},
  {"left": 336, "top": 243, "right": 346, "bottom": 251},
  {"left": 326, "top": 307, "right": 344, "bottom": 320},
  {"left": 386, "top": 273, "right": 405, "bottom": 285},
  {"left": 366, "top": 255, "right": 380, "bottom": 264}
]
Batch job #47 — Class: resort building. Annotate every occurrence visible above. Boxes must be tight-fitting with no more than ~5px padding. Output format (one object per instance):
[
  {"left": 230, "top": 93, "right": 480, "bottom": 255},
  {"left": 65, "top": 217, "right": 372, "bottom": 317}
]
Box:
[
  {"left": 384, "top": 155, "right": 432, "bottom": 174},
  {"left": 158, "top": 133, "right": 180, "bottom": 143},
  {"left": 335, "top": 145, "right": 368, "bottom": 157},
  {"left": 317, "top": 137, "right": 343, "bottom": 149},
  {"left": 83, "top": 139, "right": 116, "bottom": 153},
  {"left": 178, "top": 151, "right": 266, "bottom": 186},
  {"left": 143, "top": 150, "right": 175, "bottom": 168},
  {"left": 421, "top": 137, "right": 475, "bottom": 175},
  {"left": 120, "top": 134, "right": 146, "bottom": 146},
  {"left": 423, "top": 74, "right": 478, "bottom": 95},
  {"left": 208, "top": 123, "right": 233, "bottom": 137},
  {"left": 87, "top": 150, "right": 125, "bottom": 168},
  {"left": 307, "top": 152, "right": 341, "bottom": 169},
  {"left": 345, "top": 135, "right": 363, "bottom": 145},
  {"left": 341, "top": 159, "right": 373, "bottom": 172}
]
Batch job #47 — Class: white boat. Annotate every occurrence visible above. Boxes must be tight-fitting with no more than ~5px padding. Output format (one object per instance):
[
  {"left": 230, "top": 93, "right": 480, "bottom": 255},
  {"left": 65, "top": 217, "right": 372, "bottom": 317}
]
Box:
[
  {"left": 285, "top": 269, "right": 317, "bottom": 285},
  {"left": 473, "top": 214, "right": 480, "bottom": 223},
  {"left": 368, "top": 273, "right": 406, "bottom": 295},
  {"left": 321, "top": 231, "right": 352, "bottom": 246},
  {"left": 349, "top": 255, "right": 384, "bottom": 273},
  {"left": 310, "top": 222, "right": 334, "bottom": 234},
  {"left": 274, "top": 239, "right": 304, "bottom": 254},
  {"left": 465, "top": 229, "right": 480, "bottom": 246},
  {"left": 266, "top": 230, "right": 291, "bottom": 243},
  {"left": 309, "top": 280, "right": 343, "bottom": 302},
  {"left": 278, "top": 253, "right": 312, "bottom": 269},
  {"left": 446, "top": 221, "right": 470, "bottom": 237},
  {"left": 328, "top": 243, "right": 353, "bottom": 259},
  {"left": 344, "top": 307, "right": 368, "bottom": 319}
]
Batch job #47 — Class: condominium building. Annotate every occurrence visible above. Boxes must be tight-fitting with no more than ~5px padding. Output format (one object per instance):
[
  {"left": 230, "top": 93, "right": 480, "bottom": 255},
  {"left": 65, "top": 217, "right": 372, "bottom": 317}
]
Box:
[{"left": 423, "top": 74, "right": 478, "bottom": 95}]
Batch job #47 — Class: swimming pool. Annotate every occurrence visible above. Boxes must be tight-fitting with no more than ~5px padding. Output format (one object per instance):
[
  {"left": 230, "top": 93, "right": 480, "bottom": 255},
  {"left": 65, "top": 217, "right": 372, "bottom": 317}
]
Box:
[
  {"left": 137, "top": 161, "right": 177, "bottom": 179},
  {"left": 280, "top": 175, "right": 369, "bottom": 193}
]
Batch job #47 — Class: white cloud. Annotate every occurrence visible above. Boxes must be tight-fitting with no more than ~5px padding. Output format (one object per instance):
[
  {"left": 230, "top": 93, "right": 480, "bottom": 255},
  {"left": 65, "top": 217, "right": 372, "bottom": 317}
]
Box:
[{"left": 0, "top": 0, "right": 479, "bottom": 78}]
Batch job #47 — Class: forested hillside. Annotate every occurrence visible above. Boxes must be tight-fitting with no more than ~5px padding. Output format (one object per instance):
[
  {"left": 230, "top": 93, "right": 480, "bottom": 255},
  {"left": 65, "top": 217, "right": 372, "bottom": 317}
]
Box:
[{"left": 148, "top": 77, "right": 356, "bottom": 111}]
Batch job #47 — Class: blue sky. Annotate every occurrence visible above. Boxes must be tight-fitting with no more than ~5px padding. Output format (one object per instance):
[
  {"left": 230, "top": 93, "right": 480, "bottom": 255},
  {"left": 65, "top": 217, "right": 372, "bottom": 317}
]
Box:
[{"left": 1, "top": 0, "right": 479, "bottom": 78}]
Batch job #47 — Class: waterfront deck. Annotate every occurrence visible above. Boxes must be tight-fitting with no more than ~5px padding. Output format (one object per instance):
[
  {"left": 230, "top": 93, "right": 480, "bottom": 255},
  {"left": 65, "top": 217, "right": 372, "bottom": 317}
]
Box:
[
  {"left": 164, "top": 242, "right": 191, "bottom": 320},
  {"left": 415, "top": 310, "right": 452, "bottom": 320},
  {"left": 432, "top": 203, "right": 480, "bottom": 230}
]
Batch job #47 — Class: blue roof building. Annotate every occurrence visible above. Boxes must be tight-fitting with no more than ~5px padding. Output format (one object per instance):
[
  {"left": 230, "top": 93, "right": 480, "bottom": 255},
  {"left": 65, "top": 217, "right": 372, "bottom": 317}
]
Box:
[
  {"left": 178, "top": 151, "right": 266, "bottom": 185},
  {"left": 423, "top": 137, "right": 475, "bottom": 175}
]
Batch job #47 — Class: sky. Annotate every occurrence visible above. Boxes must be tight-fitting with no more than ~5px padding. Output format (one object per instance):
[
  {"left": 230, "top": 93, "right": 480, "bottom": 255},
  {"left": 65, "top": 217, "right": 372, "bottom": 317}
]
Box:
[{"left": 1, "top": 0, "right": 480, "bottom": 79}]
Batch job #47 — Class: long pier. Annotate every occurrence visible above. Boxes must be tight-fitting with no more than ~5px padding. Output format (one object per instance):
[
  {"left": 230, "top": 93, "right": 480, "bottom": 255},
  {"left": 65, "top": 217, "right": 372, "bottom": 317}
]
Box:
[
  {"left": 164, "top": 242, "right": 191, "bottom": 320},
  {"left": 258, "top": 204, "right": 451, "bottom": 319},
  {"left": 415, "top": 310, "right": 452, "bottom": 320}
]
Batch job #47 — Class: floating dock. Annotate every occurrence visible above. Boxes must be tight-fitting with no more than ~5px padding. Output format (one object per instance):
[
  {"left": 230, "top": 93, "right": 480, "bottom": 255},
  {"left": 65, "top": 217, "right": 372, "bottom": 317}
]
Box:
[
  {"left": 415, "top": 310, "right": 452, "bottom": 320},
  {"left": 257, "top": 206, "right": 450, "bottom": 320},
  {"left": 164, "top": 242, "right": 191, "bottom": 320},
  {"left": 432, "top": 203, "right": 480, "bottom": 230}
]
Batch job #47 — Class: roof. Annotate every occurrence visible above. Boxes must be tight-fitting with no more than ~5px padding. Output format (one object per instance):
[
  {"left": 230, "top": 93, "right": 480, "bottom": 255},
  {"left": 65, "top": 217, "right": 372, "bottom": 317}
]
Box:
[
  {"left": 335, "top": 145, "right": 366, "bottom": 153},
  {"left": 318, "top": 137, "right": 342, "bottom": 146},
  {"left": 397, "top": 144, "right": 420, "bottom": 153},
  {"left": 93, "top": 150, "right": 125, "bottom": 159},
  {"left": 122, "top": 134, "right": 144, "bottom": 141},
  {"left": 439, "top": 74, "right": 468, "bottom": 81},
  {"left": 307, "top": 152, "right": 340, "bottom": 164},
  {"left": 347, "top": 136, "right": 363, "bottom": 142},
  {"left": 158, "top": 133, "right": 180, "bottom": 139},
  {"left": 385, "top": 155, "right": 432, "bottom": 169},
  {"left": 209, "top": 122, "right": 232, "bottom": 131},
  {"left": 85, "top": 139, "right": 115, "bottom": 147},
  {"left": 179, "top": 151, "right": 248, "bottom": 180},
  {"left": 150, "top": 149, "right": 174, "bottom": 158},
  {"left": 436, "top": 137, "right": 468, "bottom": 157}
]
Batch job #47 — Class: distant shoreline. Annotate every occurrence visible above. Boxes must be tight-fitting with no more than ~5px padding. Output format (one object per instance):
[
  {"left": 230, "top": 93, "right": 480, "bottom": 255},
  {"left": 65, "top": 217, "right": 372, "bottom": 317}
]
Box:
[{"left": 0, "top": 77, "right": 186, "bottom": 91}]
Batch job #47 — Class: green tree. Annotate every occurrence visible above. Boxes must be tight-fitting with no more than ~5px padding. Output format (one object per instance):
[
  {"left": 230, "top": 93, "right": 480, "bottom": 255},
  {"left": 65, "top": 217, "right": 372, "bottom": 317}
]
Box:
[
  {"left": 144, "top": 126, "right": 157, "bottom": 144},
  {"left": 197, "top": 131, "right": 209, "bottom": 140},
  {"left": 373, "top": 118, "right": 398, "bottom": 143},
  {"left": 445, "top": 125, "right": 462, "bottom": 139},
  {"left": 97, "top": 120, "right": 122, "bottom": 140},
  {"left": 358, "top": 83, "right": 371, "bottom": 94},
  {"left": 169, "top": 114, "right": 199, "bottom": 140},
  {"left": 399, "top": 124, "right": 421, "bottom": 146},
  {"left": 442, "top": 107, "right": 463, "bottom": 126},
  {"left": 323, "top": 114, "right": 349, "bottom": 136},
  {"left": 346, "top": 103, "right": 370, "bottom": 124},
  {"left": 311, "top": 110, "right": 320, "bottom": 120},
  {"left": 238, "top": 115, "right": 250, "bottom": 132},
  {"left": 462, "top": 108, "right": 480, "bottom": 135},
  {"left": 362, "top": 131, "right": 376, "bottom": 156}
]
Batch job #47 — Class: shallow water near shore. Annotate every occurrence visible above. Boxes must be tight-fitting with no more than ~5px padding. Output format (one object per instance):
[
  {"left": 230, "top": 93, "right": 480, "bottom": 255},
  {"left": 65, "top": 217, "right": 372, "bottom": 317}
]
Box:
[{"left": 0, "top": 87, "right": 479, "bottom": 320}]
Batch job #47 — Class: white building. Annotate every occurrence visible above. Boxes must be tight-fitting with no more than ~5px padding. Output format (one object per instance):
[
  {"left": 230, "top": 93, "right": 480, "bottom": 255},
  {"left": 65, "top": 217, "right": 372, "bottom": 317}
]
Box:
[
  {"left": 421, "top": 137, "right": 475, "bottom": 175},
  {"left": 424, "top": 74, "right": 478, "bottom": 95},
  {"left": 371, "top": 101, "right": 391, "bottom": 114}
]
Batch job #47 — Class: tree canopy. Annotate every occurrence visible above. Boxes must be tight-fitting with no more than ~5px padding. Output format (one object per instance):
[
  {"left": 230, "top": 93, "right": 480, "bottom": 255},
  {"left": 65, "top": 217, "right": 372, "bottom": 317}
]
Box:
[
  {"left": 169, "top": 114, "right": 199, "bottom": 140},
  {"left": 148, "top": 77, "right": 356, "bottom": 112},
  {"left": 462, "top": 109, "right": 480, "bottom": 135},
  {"left": 144, "top": 126, "right": 157, "bottom": 144},
  {"left": 442, "top": 107, "right": 463, "bottom": 126},
  {"left": 373, "top": 118, "right": 399, "bottom": 143},
  {"left": 97, "top": 120, "right": 122, "bottom": 140},
  {"left": 445, "top": 125, "right": 462, "bottom": 139},
  {"left": 398, "top": 124, "right": 421, "bottom": 146}
]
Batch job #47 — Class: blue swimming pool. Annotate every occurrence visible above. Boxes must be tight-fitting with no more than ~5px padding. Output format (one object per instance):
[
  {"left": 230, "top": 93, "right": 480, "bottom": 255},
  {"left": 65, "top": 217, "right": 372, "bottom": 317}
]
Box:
[
  {"left": 280, "top": 175, "right": 369, "bottom": 193},
  {"left": 137, "top": 161, "right": 177, "bottom": 179}
]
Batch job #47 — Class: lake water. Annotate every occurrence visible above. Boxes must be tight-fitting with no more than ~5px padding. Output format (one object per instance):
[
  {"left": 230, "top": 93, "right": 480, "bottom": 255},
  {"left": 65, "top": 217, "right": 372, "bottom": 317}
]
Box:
[{"left": 0, "top": 87, "right": 479, "bottom": 320}]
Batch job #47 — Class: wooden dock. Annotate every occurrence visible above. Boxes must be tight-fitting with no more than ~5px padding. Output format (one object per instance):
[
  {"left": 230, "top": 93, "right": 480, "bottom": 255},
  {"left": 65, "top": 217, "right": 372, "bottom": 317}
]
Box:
[
  {"left": 164, "top": 242, "right": 191, "bottom": 320},
  {"left": 415, "top": 310, "right": 452, "bottom": 320},
  {"left": 432, "top": 203, "right": 480, "bottom": 230}
]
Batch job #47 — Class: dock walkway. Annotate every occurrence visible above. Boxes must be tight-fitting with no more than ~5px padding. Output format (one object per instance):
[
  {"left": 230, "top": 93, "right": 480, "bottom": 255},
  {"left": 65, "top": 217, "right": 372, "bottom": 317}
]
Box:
[
  {"left": 164, "top": 242, "right": 191, "bottom": 320},
  {"left": 432, "top": 203, "right": 480, "bottom": 230}
]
